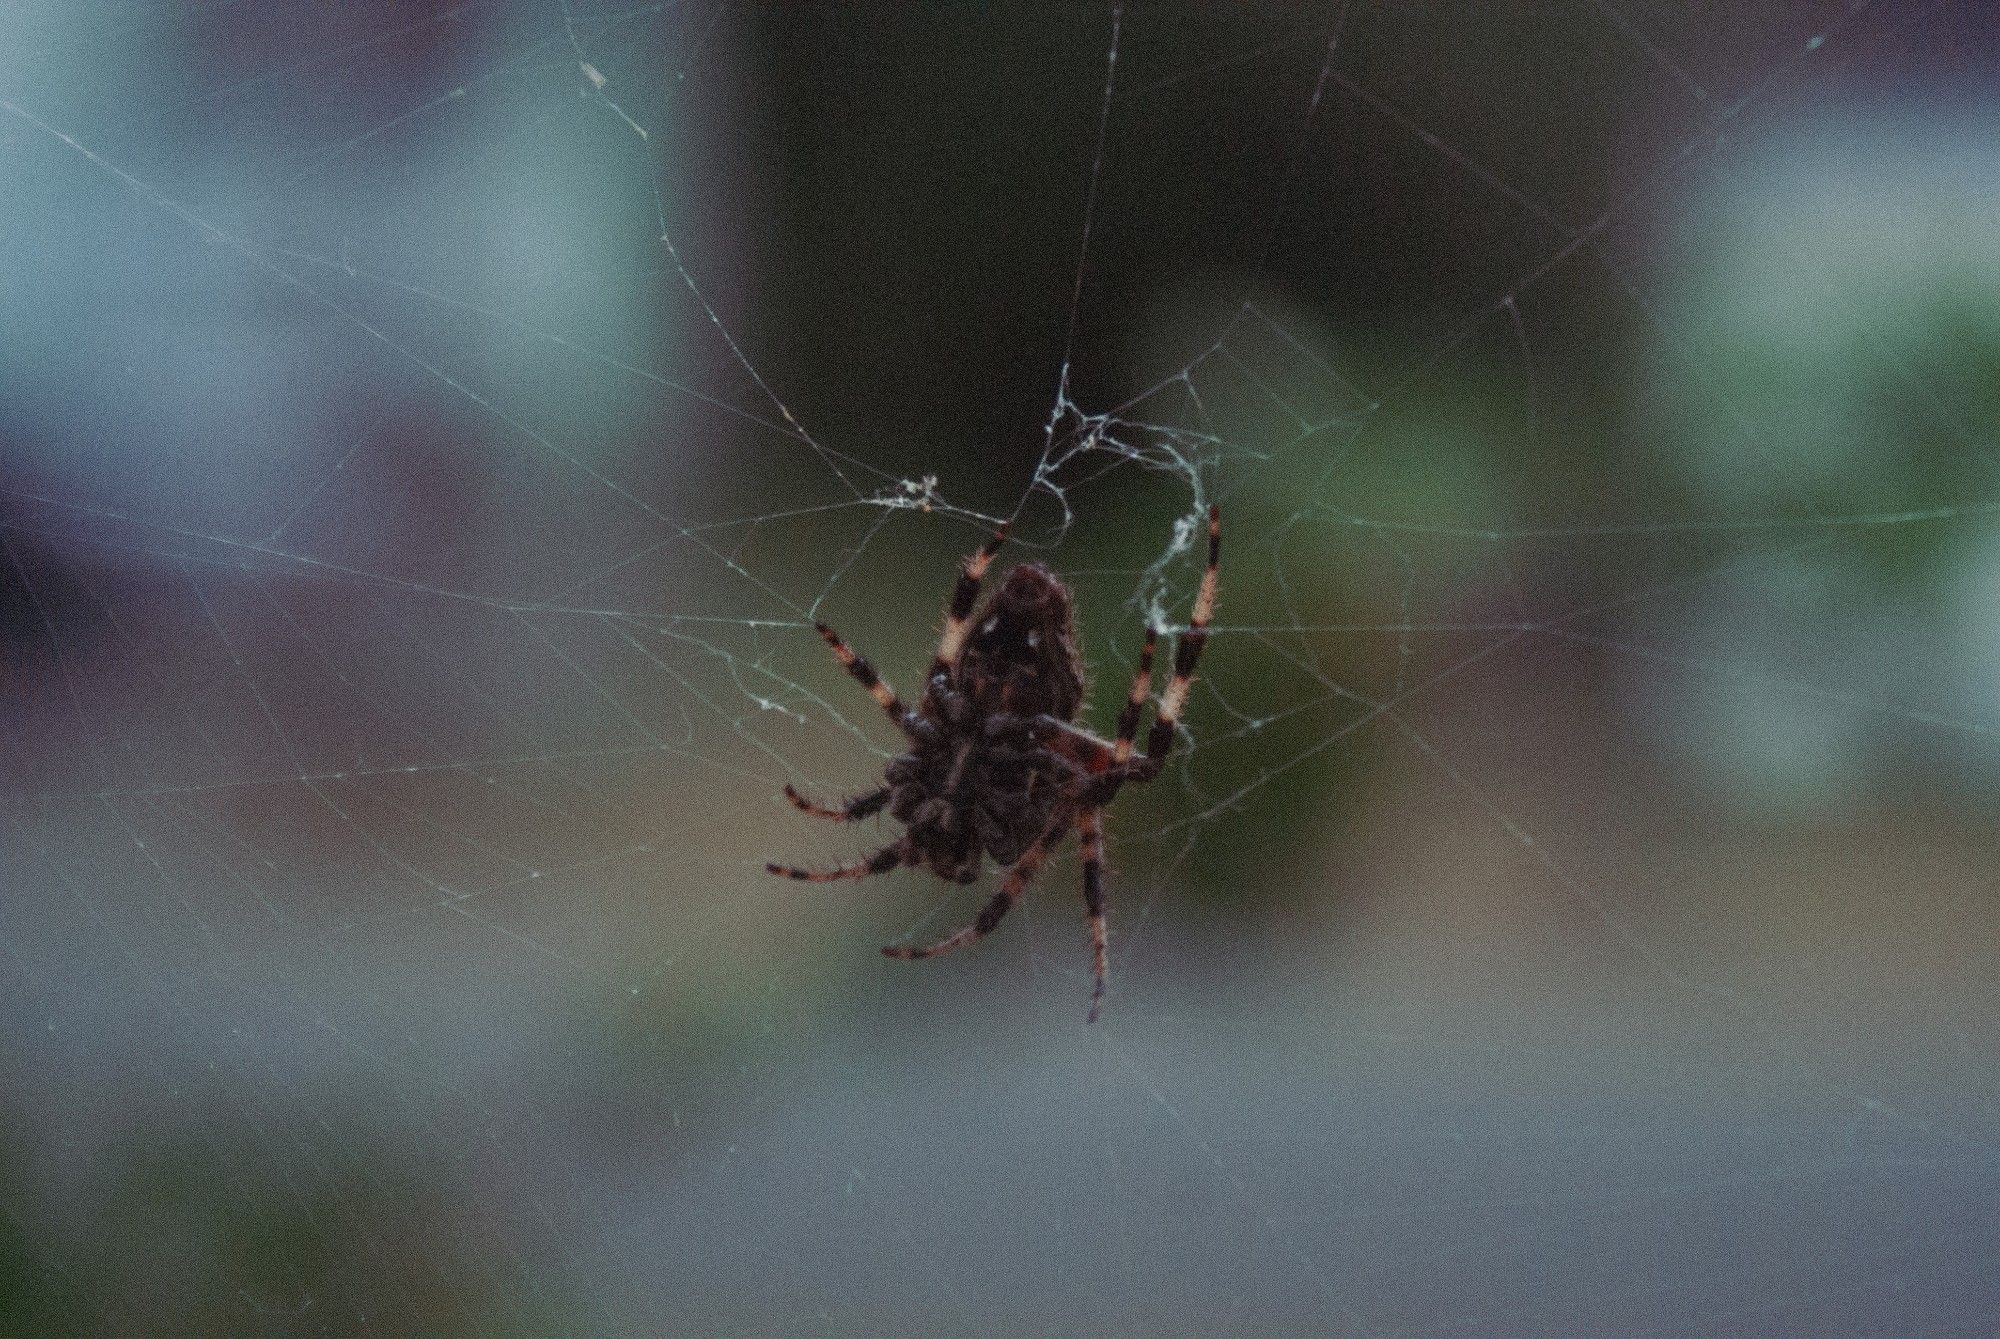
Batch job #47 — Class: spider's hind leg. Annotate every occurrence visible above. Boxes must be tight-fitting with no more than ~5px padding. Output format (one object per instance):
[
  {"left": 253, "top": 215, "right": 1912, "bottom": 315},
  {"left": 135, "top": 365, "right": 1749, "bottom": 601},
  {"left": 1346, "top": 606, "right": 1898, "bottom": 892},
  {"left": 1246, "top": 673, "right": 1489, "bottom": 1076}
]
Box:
[
  {"left": 1113, "top": 624, "right": 1159, "bottom": 766},
  {"left": 882, "top": 815, "right": 1061, "bottom": 960},
  {"left": 766, "top": 838, "right": 911, "bottom": 883},
  {"left": 1079, "top": 807, "right": 1110, "bottom": 1022},
  {"left": 814, "top": 622, "right": 912, "bottom": 728},
  {"left": 782, "top": 784, "right": 890, "bottom": 822}
]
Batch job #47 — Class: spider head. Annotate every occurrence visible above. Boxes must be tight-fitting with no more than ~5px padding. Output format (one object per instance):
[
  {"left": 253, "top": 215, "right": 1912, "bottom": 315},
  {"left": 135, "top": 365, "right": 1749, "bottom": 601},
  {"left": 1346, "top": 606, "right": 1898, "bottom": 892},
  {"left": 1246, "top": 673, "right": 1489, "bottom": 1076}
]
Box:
[{"left": 959, "top": 562, "right": 1084, "bottom": 719}]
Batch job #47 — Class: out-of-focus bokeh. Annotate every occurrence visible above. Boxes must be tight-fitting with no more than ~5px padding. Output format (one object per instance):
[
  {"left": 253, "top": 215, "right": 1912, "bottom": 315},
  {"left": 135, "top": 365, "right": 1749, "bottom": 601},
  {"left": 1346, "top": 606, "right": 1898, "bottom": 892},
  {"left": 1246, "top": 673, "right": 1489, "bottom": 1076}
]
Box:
[{"left": 4, "top": 1, "right": 1998, "bottom": 1333}]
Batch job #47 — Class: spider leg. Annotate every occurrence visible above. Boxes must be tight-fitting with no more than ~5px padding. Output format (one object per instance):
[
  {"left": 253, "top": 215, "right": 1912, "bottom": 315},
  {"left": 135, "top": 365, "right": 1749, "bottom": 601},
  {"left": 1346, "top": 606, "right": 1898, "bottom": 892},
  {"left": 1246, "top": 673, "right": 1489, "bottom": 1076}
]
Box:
[
  {"left": 1025, "top": 717, "right": 1120, "bottom": 769},
  {"left": 1142, "top": 504, "right": 1221, "bottom": 769},
  {"left": 814, "top": 621, "right": 912, "bottom": 728},
  {"left": 1113, "top": 624, "right": 1159, "bottom": 765},
  {"left": 782, "top": 784, "right": 891, "bottom": 822},
  {"left": 766, "top": 838, "right": 911, "bottom": 882},
  {"left": 881, "top": 814, "right": 1062, "bottom": 960},
  {"left": 928, "top": 522, "right": 1011, "bottom": 682},
  {"left": 1078, "top": 807, "right": 1110, "bottom": 1022}
]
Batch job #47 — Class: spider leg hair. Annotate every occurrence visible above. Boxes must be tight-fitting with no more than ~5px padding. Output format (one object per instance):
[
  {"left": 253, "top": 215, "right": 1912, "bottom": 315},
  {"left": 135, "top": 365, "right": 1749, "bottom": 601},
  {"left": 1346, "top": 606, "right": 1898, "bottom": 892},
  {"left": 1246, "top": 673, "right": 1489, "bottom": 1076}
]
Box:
[
  {"left": 814, "top": 621, "right": 911, "bottom": 727},
  {"left": 766, "top": 837, "right": 911, "bottom": 882},
  {"left": 783, "top": 784, "right": 891, "bottom": 822},
  {"left": 928, "top": 521, "right": 1011, "bottom": 682},
  {"left": 1078, "top": 807, "right": 1110, "bottom": 1022},
  {"left": 881, "top": 813, "right": 1061, "bottom": 960},
  {"left": 1144, "top": 504, "right": 1220, "bottom": 766}
]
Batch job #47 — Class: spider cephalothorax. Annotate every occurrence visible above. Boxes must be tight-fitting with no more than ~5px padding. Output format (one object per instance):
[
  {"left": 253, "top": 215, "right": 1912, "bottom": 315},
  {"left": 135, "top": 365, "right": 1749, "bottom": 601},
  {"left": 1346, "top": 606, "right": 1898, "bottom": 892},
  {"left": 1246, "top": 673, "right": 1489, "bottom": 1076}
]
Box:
[{"left": 768, "top": 507, "right": 1220, "bottom": 1021}]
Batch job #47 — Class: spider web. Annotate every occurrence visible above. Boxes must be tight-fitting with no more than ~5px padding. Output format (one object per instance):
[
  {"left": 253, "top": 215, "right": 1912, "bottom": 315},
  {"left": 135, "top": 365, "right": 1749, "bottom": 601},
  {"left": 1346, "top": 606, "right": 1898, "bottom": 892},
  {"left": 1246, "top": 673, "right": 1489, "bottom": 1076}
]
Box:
[{"left": 4, "top": 1, "right": 1998, "bottom": 1332}]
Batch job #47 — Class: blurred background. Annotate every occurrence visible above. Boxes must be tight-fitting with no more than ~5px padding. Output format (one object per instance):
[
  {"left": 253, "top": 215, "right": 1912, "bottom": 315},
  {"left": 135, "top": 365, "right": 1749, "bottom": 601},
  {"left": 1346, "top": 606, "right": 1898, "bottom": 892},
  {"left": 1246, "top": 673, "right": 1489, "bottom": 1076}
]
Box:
[{"left": 4, "top": 0, "right": 1999, "bottom": 1333}]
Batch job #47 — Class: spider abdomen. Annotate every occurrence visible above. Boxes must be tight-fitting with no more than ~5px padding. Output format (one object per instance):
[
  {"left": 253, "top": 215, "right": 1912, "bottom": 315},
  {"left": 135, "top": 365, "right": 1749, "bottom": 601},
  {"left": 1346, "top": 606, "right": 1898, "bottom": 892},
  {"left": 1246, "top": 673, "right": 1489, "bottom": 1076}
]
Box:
[{"left": 954, "top": 562, "right": 1085, "bottom": 721}]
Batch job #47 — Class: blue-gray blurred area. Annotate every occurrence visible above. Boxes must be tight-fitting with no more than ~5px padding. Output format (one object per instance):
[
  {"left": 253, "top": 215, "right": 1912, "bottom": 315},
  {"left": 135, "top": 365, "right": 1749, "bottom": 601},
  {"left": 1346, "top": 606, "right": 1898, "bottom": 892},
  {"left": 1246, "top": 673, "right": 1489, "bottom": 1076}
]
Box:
[{"left": 4, "top": 1, "right": 2000, "bottom": 1333}]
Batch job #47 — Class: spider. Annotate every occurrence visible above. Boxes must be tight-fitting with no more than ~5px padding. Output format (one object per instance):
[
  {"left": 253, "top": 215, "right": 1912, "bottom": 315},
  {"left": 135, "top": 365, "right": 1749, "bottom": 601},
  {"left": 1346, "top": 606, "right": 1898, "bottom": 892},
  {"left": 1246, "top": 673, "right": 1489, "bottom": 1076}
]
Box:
[{"left": 767, "top": 504, "right": 1220, "bottom": 1021}]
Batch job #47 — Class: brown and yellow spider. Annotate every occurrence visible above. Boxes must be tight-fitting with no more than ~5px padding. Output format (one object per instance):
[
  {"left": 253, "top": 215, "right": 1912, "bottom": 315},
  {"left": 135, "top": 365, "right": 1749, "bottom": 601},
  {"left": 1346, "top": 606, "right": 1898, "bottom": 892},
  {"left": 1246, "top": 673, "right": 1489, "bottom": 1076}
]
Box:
[{"left": 767, "top": 505, "right": 1220, "bottom": 1020}]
